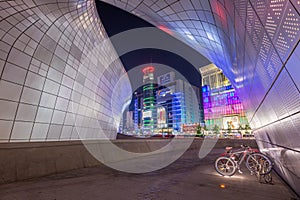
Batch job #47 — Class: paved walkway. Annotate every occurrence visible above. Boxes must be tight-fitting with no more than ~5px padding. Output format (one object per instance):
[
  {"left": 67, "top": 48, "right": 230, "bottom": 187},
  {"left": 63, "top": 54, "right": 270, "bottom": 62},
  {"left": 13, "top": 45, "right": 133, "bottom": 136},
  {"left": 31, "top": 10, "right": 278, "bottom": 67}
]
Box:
[{"left": 0, "top": 148, "right": 298, "bottom": 200}]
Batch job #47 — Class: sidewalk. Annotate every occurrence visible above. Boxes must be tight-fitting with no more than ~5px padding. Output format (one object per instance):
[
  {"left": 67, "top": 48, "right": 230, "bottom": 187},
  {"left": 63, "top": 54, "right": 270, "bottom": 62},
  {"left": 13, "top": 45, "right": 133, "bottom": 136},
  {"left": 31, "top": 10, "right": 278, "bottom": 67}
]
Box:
[{"left": 0, "top": 148, "right": 298, "bottom": 200}]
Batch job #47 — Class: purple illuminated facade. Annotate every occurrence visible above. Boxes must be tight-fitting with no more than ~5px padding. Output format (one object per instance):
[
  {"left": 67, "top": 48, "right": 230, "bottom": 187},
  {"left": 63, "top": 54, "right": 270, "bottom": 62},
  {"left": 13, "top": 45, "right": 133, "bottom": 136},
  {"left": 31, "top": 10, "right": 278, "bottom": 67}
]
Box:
[
  {"left": 200, "top": 64, "right": 248, "bottom": 130},
  {"left": 203, "top": 85, "right": 245, "bottom": 120}
]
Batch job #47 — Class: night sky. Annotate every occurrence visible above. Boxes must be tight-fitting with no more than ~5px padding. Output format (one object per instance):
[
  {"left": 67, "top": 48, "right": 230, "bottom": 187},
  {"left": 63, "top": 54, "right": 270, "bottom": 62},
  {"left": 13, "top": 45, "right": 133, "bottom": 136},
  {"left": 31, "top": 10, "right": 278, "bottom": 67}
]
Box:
[{"left": 95, "top": 1, "right": 211, "bottom": 88}]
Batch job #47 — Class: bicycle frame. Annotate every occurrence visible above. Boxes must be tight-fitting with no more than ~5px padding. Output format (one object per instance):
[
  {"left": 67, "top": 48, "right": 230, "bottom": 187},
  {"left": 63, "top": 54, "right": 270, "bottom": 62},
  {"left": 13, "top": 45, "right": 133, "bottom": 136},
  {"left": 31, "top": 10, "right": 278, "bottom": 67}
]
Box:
[{"left": 223, "top": 146, "right": 259, "bottom": 168}]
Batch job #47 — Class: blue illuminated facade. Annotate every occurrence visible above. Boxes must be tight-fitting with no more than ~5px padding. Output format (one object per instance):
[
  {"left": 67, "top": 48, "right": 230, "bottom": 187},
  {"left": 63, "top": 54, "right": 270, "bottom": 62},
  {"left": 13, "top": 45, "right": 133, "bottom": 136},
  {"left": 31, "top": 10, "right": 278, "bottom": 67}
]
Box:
[
  {"left": 156, "top": 88, "right": 183, "bottom": 133},
  {"left": 126, "top": 70, "right": 201, "bottom": 135},
  {"left": 133, "top": 95, "right": 139, "bottom": 131}
]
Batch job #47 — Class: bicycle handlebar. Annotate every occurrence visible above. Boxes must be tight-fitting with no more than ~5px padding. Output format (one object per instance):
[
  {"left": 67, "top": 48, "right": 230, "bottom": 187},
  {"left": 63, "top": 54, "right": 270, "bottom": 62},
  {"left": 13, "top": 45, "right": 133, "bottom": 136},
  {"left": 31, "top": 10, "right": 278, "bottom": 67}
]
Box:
[{"left": 241, "top": 144, "right": 250, "bottom": 148}]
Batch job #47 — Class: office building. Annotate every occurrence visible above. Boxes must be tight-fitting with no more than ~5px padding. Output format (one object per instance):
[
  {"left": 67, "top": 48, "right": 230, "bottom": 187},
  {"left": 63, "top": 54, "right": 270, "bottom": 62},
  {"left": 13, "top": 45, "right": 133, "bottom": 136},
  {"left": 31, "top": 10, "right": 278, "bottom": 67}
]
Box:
[{"left": 200, "top": 64, "right": 250, "bottom": 134}]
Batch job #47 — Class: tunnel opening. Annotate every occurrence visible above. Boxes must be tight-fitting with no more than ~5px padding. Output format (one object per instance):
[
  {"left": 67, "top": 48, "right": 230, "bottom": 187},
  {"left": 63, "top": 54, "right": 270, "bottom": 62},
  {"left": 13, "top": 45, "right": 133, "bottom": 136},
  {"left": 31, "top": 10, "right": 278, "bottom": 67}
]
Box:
[{"left": 96, "top": 1, "right": 211, "bottom": 137}]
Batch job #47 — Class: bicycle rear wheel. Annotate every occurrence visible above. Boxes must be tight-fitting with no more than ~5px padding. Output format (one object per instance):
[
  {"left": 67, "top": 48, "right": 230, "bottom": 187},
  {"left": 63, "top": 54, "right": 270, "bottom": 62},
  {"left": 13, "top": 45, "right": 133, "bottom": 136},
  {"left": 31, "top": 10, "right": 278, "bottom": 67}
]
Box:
[
  {"left": 215, "top": 156, "right": 236, "bottom": 176},
  {"left": 246, "top": 153, "right": 273, "bottom": 175}
]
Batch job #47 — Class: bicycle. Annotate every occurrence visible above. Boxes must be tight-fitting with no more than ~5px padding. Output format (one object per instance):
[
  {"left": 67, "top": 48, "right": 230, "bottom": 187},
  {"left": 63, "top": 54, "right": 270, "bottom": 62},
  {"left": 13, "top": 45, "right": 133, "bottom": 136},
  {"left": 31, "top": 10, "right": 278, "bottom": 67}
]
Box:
[{"left": 214, "top": 145, "right": 273, "bottom": 177}]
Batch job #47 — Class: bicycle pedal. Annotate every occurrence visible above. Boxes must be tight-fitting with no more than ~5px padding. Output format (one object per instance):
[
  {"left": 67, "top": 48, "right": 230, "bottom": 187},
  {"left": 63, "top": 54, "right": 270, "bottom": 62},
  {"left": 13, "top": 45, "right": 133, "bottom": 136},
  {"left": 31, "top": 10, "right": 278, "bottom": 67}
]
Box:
[{"left": 238, "top": 170, "right": 243, "bottom": 174}]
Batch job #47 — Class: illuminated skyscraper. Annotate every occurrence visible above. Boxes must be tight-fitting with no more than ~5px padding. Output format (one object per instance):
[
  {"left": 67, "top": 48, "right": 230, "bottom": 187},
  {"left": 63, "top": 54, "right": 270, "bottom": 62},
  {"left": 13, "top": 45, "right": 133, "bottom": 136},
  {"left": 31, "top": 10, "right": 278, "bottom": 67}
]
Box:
[
  {"left": 142, "top": 66, "right": 157, "bottom": 134},
  {"left": 156, "top": 72, "right": 201, "bottom": 134},
  {"left": 200, "top": 64, "right": 249, "bottom": 134},
  {"left": 127, "top": 69, "right": 201, "bottom": 135}
]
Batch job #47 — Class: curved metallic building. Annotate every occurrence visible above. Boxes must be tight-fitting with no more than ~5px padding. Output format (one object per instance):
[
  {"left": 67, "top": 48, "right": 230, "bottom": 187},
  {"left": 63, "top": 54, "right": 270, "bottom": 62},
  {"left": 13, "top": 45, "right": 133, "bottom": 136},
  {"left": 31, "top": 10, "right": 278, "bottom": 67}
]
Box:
[
  {"left": 0, "top": 0, "right": 132, "bottom": 142},
  {"left": 100, "top": 0, "right": 300, "bottom": 193},
  {"left": 0, "top": 0, "right": 299, "bottom": 195}
]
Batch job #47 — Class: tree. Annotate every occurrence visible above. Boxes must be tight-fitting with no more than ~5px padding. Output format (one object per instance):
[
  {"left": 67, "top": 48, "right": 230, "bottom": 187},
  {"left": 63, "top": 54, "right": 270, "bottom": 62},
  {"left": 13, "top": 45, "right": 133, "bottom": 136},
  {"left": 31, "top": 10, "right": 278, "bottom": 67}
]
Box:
[
  {"left": 196, "top": 124, "right": 204, "bottom": 137},
  {"left": 245, "top": 124, "right": 251, "bottom": 134},
  {"left": 203, "top": 124, "right": 208, "bottom": 131},
  {"left": 227, "top": 121, "right": 232, "bottom": 134},
  {"left": 245, "top": 124, "right": 251, "bottom": 130},
  {"left": 212, "top": 124, "right": 220, "bottom": 135},
  {"left": 237, "top": 124, "right": 243, "bottom": 134},
  {"left": 227, "top": 126, "right": 232, "bottom": 134}
]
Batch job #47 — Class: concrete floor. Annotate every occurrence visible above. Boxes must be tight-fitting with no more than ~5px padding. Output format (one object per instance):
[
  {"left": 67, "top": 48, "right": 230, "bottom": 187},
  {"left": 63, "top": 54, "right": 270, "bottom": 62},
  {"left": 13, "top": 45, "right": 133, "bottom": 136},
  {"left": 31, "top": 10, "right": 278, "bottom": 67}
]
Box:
[{"left": 0, "top": 148, "right": 298, "bottom": 200}]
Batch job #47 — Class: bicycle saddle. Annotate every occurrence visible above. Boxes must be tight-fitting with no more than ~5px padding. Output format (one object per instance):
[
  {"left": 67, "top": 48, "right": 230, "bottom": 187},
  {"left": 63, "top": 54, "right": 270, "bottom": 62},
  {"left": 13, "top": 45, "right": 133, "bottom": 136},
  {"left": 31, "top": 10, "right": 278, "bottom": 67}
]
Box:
[{"left": 226, "top": 146, "right": 233, "bottom": 150}]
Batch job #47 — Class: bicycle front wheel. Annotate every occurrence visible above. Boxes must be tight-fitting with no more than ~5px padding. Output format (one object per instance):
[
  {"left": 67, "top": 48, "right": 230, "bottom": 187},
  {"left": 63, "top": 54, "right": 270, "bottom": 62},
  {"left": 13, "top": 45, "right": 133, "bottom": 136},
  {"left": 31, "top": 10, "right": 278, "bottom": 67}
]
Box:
[
  {"left": 215, "top": 156, "right": 236, "bottom": 176},
  {"left": 246, "top": 153, "right": 273, "bottom": 175}
]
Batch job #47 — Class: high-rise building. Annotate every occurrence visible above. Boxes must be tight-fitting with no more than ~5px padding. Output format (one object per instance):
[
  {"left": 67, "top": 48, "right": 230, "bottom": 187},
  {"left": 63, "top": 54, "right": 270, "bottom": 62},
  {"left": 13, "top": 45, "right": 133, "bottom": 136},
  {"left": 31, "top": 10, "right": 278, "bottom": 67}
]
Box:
[
  {"left": 122, "top": 68, "right": 202, "bottom": 135},
  {"left": 200, "top": 64, "right": 250, "bottom": 134},
  {"left": 156, "top": 77, "right": 201, "bottom": 134},
  {"left": 120, "top": 110, "right": 134, "bottom": 134},
  {"left": 142, "top": 66, "right": 157, "bottom": 134}
]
